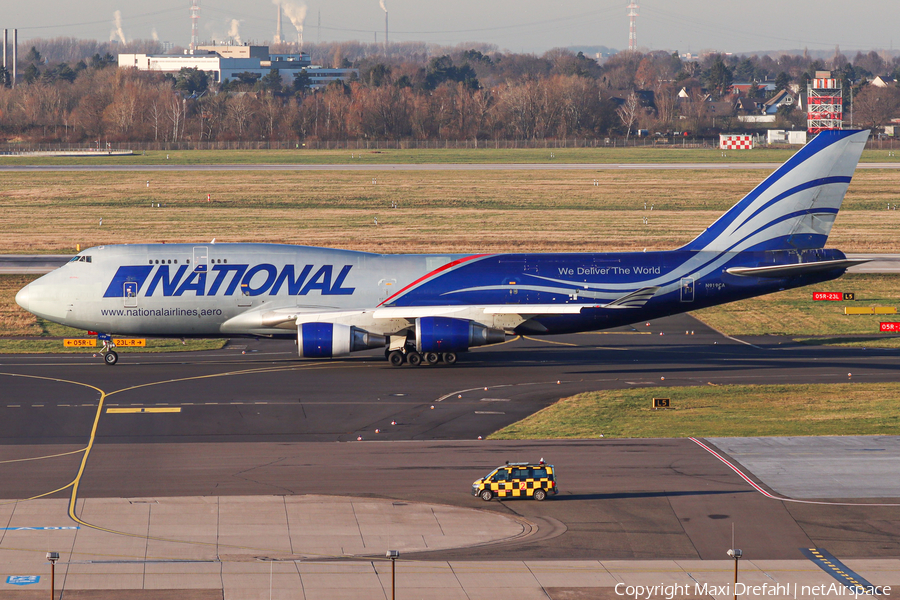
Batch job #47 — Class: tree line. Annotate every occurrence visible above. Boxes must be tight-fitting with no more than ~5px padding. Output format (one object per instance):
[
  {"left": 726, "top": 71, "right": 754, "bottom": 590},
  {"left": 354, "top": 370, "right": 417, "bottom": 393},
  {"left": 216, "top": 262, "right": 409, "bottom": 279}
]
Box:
[{"left": 0, "top": 39, "right": 898, "bottom": 144}]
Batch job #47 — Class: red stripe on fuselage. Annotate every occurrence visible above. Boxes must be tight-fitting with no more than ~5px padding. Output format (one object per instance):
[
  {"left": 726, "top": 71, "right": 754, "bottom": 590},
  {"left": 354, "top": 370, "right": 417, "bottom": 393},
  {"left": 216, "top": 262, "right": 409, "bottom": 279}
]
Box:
[{"left": 377, "top": 254, "right": 492, "bottom": 307}]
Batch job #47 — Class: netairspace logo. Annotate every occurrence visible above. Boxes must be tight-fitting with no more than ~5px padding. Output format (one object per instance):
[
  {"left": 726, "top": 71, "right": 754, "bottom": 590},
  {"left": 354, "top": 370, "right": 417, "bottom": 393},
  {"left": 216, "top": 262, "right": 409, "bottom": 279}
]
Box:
[{"left": 614, "top": 583, "right": 891, "bottom": 599}]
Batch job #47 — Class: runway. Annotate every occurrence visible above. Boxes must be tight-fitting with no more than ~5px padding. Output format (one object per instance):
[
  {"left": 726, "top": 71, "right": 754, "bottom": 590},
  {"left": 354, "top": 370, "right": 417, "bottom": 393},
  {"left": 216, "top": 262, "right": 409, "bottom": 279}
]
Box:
[
  {"left": 1, "top": 313, "right": 899, "bottom": 564},
  {"left": 1, "top": 162, "right": 899, "bottom": 172}
]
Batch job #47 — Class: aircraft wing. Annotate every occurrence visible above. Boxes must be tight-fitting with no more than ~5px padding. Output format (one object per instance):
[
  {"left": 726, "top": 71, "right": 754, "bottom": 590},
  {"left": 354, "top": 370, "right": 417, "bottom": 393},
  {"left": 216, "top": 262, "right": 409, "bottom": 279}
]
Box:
[
  {"left": 221, "top": 286, "right": 661, "bottom": 335},
  {"left": 725, "top": 259, "right": 869, "bottom": 278},
  {"left": 374, "top": 304, "right": 589, "bottom": 319}
]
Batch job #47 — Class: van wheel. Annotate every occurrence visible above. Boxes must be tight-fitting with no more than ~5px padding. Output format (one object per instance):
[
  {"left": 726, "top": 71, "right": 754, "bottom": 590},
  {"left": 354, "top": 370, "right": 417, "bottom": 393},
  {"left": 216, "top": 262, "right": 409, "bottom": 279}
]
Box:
[
  {"left": 480, "top": 490, "right": 493, "bottom": 501},
  {"left": 533, "top": 489, "right": 547, "bottom": 501},
  {"left": 103, "top": 351, "right": 119, "bottom": 366}
]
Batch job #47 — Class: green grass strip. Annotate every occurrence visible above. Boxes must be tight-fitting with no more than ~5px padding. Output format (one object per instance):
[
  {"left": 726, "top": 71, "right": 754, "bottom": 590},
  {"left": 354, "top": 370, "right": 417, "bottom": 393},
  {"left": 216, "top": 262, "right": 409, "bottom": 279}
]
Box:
[{"left": 490, "top": 383, "right": 900, "bottom": 439}]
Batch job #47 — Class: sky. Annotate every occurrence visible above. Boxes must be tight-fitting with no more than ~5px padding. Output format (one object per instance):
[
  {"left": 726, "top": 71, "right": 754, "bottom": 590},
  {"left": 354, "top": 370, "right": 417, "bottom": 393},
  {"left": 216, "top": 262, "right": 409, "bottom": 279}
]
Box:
[{"left": 5, "top": 0, "right": 899, "bottom": 56}]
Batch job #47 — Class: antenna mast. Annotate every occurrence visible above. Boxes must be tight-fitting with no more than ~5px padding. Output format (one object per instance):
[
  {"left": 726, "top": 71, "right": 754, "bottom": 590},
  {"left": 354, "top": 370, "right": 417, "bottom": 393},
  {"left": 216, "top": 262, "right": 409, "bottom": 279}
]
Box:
[{"left": 189, "top": 0, "right": 201, "bottom": 51}]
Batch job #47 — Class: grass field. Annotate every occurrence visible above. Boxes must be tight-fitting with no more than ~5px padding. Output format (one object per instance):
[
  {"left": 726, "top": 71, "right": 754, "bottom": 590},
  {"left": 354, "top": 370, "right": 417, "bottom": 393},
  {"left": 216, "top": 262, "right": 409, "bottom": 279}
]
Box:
[
  {"left": 691, "top": 273, "right": 899, "bottom": 337},
  {"left": 489, "top": 382, "right": 900, "bottom": 439},
  {"left": 1, "top": 146, "right": 899, "bottom": 166},
  {"left": 1, "top": 168, "right": 898, "bottom": 254}
]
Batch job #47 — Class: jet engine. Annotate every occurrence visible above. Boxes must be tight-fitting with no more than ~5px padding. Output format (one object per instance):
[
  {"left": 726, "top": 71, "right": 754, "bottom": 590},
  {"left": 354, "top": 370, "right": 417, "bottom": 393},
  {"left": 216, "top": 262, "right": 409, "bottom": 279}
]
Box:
[
  {"left": 415, "top": 316, "right": 505, "bottom": 353},
  {"left": 297, "top": 322, "right": 386, "bottom": 358}
]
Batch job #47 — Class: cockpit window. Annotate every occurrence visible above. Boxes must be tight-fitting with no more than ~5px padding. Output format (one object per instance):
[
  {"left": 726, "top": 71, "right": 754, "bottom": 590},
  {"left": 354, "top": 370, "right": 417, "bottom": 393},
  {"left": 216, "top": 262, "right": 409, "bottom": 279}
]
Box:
[{"left": 69, "top": 255, "right": 92, "bottom": 263}]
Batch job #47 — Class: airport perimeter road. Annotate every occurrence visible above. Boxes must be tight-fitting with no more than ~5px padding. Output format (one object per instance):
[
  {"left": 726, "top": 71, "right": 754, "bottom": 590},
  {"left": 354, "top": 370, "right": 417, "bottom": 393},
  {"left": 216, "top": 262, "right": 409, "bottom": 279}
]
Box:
[{"left": 1, "top": 162, "right": 900, "bottom": 172}]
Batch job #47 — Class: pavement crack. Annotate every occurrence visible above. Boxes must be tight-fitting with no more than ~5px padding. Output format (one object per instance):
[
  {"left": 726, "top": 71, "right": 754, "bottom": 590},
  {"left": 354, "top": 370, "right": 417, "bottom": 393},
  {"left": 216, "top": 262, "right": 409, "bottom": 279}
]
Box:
[
  {"left": 283, "top": 496, "right": 295, "bottom": 555},
  {"left": 229, "top": 456, "right": 298, "bottom": 495}
]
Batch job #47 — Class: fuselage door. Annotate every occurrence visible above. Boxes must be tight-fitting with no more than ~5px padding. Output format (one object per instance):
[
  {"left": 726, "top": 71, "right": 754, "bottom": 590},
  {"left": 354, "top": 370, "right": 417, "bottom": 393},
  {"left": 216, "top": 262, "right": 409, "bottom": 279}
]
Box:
[
  {"left": 193, "top": 246, "right": 209, "bottom": 273},
  {"left": 680, "top": 277, "right": 695, "bottom": 303},
  {"left": 124, "top": 282, "right": 138, "bottom": 308},
  {"left": 238, "top": 282, "right": 252, "bottom": 307},
  {"left": 378, "top": 278, "right": 397, "bottom": 303}
]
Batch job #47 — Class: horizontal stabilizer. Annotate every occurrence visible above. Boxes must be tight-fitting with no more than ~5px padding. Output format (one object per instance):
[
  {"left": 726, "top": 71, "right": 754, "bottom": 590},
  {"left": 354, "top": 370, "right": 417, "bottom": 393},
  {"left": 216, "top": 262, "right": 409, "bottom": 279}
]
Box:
[{"left": 726, "top": 259, "right": 869, "bottom": 278}]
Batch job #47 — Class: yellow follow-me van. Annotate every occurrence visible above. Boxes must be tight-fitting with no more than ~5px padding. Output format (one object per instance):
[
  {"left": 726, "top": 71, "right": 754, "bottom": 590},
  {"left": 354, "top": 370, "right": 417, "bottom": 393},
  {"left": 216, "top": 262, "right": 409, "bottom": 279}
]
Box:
[{"left": 472, "top": 461, "right": 557, "bottom": 501}]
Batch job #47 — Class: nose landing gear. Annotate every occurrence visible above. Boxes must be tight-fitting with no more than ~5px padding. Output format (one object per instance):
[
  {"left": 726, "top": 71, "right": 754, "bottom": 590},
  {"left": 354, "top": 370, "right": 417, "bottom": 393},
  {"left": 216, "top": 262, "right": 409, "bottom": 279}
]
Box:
[{"left": 100, "top": 339, "right": 118, "bottom": 366}]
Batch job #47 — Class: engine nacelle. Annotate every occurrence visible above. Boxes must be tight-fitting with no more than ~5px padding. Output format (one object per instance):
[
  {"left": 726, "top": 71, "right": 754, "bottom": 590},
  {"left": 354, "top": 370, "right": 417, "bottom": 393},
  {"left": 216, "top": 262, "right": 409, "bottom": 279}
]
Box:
[
  {"left": 415, "top": 317, "right": 505, "bottom": 353},
  {"left": 297, "top": 322, "right": 386, "bottom": 358}
]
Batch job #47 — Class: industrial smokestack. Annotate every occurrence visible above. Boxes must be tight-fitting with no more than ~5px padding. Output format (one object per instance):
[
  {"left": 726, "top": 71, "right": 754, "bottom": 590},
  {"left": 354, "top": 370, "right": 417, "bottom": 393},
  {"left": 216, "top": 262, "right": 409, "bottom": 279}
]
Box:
[
  {"left": 281, "top": 2, "right": 306, "bottom": 47},
  {"left": 3, "top": 29, "right": 7, "bottom": 70},
  {"left": 379, "top": 0, "right": 387, "bottom": 50},
  {"left": 12, "top": 29, "right": 16, "bottom": 87},
  {"left": 111, "top": 10, "right": 127, "bottom": 45},
  {"left": 276, "top": 2, "right": 282, "bottom": 44}
]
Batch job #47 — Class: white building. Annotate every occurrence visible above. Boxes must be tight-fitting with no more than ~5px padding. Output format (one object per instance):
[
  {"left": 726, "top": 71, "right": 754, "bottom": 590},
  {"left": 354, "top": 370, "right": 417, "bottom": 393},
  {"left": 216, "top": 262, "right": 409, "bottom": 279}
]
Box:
[{"left": 118, "top": 44, "right": 357, "bottom": 88}]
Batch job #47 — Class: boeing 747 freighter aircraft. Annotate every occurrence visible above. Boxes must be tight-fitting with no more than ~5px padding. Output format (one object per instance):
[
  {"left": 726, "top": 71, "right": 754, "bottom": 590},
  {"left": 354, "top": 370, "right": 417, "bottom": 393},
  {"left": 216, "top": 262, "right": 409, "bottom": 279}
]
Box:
[{"left": 17, "top": 129, "right": 869, "bottom": 366}]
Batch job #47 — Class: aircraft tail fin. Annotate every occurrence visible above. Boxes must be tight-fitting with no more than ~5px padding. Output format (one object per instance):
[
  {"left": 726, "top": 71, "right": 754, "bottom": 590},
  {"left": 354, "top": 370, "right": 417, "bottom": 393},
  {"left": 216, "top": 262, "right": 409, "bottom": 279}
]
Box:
[{"left": 680, "top": 129, "right": 869, "bottom": 253}]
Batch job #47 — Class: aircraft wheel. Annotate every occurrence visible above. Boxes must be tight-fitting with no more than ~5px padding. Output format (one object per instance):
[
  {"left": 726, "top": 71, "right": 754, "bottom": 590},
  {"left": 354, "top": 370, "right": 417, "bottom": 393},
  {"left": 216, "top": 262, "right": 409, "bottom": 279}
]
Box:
[
  {"left": 424, "top": 352, "right": 440, "bottom": 365},
  {"left": 407, "top": 352, "right": 423, "bottom": 366},
  {"left": 103, "top": 350, "right": 119, "bottom": 366},
  {"left": 388, "top": 351, "right": 404, "bottom": 367},
  {"left": 443, "top": 352, "right": 457, "bottom": 365}
]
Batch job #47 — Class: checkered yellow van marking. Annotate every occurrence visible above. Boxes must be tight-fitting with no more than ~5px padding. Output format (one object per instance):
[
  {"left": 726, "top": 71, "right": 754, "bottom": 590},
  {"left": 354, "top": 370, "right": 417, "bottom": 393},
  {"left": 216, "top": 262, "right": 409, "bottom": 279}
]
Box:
[{"left": 473, "top": 463, "right": 557, "bottom": 500}]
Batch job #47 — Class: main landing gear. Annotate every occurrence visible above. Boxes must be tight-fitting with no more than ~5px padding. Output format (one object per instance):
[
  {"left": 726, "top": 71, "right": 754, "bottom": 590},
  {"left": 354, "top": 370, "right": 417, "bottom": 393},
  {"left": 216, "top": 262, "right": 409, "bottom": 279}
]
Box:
[
  {"left": 100, "top": 339, "right": 118, "bottom": 366},
  {"left": 386, "top": 349, "right": 458, "bottom": 367}
]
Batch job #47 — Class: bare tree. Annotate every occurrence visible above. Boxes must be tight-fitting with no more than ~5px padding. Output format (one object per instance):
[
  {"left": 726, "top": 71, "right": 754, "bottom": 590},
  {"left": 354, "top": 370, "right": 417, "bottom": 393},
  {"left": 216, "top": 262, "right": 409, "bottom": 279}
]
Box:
[
  {"left": 653, "top": 83, "right": 678, "bottom": 130},
  {"left": 852, "top": 84, "right": 900, "bottom": 130},
  {"left": 166, "top": 93, "right": 186, "bottom": 142},
  {"left": 616, "top": 91, "right": 640, "bottom": 141},
  {"left": 226, "top": 93, "right": 256, "bottom": 140},
  {"left": 148, "top": 88, "right": 166, "bottom": 142}
]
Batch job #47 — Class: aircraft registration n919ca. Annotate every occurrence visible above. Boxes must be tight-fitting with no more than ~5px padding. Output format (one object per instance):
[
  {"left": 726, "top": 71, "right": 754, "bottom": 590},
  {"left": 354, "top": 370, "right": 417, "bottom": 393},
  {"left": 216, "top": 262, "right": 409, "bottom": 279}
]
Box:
[{"left": 17, "top": 129, "right": 870, "bottom": 366}]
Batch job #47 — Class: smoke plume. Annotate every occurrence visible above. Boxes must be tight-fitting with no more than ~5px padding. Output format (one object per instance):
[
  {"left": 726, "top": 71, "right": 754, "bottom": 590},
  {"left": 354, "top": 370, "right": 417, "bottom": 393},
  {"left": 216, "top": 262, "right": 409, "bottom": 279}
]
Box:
[
  {"left": 228, "top": 19, "right": 242, "bottom": 44},
  {"left": 110, "top": 10, "right": 127, "bottom": 45},
  {"left": 280, "top": 2, "right": 307, "bottom": 44},
  {"left": 379, "top": 0, "right": 387, "bottom": 12}
]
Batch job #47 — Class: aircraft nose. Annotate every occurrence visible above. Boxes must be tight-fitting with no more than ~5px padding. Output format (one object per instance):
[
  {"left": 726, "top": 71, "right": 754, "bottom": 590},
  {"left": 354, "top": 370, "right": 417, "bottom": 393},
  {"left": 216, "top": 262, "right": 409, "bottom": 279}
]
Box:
[{"left": 15, "top": 284, "right": 31, "bottom": 311}]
